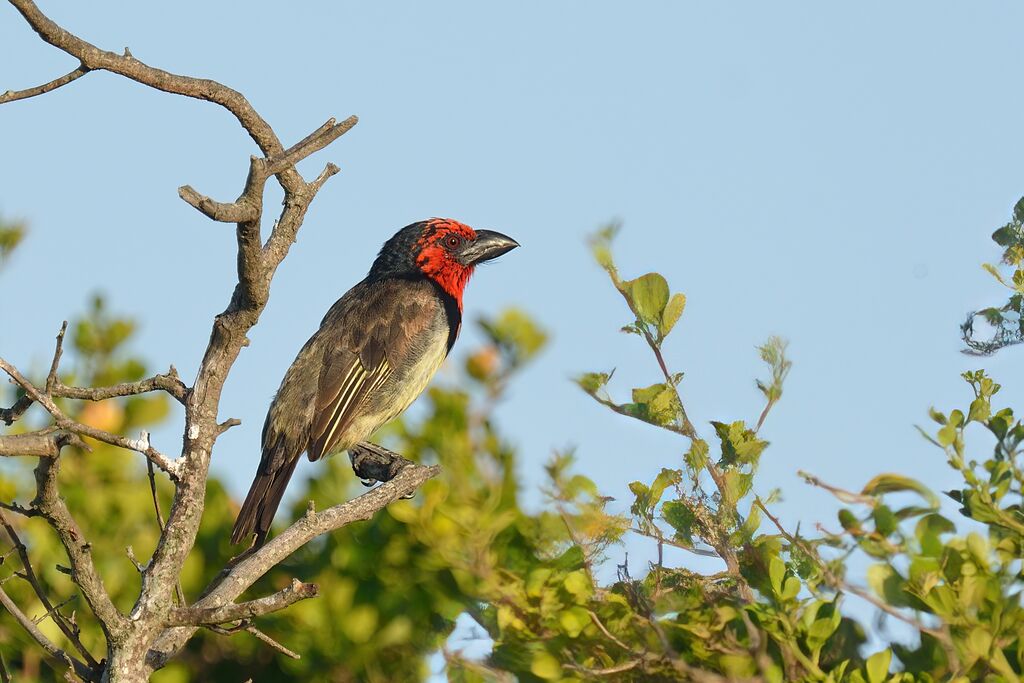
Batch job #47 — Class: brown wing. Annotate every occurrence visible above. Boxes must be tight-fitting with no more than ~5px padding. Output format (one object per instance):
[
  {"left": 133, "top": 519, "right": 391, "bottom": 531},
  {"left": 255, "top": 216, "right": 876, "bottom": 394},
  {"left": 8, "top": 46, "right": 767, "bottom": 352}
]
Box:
[{"left": 306, "top": 278, "right": 445, "bottom": 461}]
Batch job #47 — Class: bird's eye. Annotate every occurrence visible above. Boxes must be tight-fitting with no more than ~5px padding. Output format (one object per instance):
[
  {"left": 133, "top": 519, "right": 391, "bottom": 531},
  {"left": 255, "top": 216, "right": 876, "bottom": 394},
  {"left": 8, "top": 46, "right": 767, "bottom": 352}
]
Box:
[{"left": 444, "top": 234, "right": 463, "bottom": 249}]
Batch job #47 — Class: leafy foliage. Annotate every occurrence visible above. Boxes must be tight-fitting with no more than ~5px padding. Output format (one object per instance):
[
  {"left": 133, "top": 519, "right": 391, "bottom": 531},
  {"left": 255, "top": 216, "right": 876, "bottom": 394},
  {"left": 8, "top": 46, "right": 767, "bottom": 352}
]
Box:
[
  {"left": 3, "top": 224, "right": 1024, "bottom": 682},
  {"left": 962, "top": 196, "right": 1024, "bottom": 354},
  {"left": 0, "top": 215, "right": 25, "bottom": 267}
]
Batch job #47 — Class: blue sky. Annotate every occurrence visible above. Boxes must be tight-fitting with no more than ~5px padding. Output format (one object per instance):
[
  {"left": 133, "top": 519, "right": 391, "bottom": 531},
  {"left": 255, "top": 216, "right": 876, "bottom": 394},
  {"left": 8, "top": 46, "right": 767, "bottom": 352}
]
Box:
[{"left": 4, "top": 0, "right": 1024, "bottom": 658}]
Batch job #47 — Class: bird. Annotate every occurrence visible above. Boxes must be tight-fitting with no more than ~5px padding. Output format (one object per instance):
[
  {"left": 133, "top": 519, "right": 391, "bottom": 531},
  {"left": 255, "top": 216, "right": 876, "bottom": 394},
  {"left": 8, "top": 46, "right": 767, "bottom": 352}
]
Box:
[{"left": 230, "top": 218, "right": 519, "bottom": 546}]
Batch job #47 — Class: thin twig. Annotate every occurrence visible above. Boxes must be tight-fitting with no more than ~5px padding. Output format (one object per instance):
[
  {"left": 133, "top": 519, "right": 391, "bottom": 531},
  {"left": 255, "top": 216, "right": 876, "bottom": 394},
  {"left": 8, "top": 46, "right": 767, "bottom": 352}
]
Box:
[
  {"left": 0, "top": 358, "right": 179, "bottom": 478},
  {"left": 0, "top": 394, "right": 33, "bottom": 426},
  {"left": 798, "top": 471, "right": 876, "bottom": 506},
  {"left": 167, "top": 578, "right": 317, "bottom": 626},
  {"left": 32, "top": 595, "right": 77, "bottom": 625},
  {"left": 32, "top": 457, "right": 127, "bottom": 639},
  {"left": 54, "top": 370, "right": 188, "bottom": 405},
  {"left": 244, "top": 625, "right": 300, "bottom": 659},
  {"left": 0, "top": 509, "right": 98, "bottom": 667},
  {"left": 0, "top": 64, "right": 90, "bottom": 105},
  {"left": 0, "top": 583, "right": 95, "bottom": 681},
  {"left": 44, "top": 322, "right": 67, "bottom": 394},
  {"left": 146, "top": 460, "right": 186, "bottom": 606}
]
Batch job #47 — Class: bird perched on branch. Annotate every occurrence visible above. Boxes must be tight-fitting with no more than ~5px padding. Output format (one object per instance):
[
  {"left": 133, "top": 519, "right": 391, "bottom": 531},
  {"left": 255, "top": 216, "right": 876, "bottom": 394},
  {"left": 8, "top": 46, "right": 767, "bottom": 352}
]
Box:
[{"left": 231, "top": 219, "right": 519, "bottom": 546}]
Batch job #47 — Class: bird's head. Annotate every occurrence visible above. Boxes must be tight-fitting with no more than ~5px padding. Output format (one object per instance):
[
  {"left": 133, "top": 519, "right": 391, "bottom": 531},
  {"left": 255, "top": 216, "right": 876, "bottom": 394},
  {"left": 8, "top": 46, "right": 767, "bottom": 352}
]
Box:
[{"left": 369, "top": 218, "right": 519, "bottom": 307}]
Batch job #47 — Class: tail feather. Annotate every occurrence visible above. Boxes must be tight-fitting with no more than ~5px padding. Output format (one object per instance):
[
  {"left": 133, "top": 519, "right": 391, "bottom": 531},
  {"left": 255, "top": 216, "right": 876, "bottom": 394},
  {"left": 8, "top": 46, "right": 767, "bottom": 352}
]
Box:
[{"left": 230, "top": 454, "right": 300, "bottom": 545}]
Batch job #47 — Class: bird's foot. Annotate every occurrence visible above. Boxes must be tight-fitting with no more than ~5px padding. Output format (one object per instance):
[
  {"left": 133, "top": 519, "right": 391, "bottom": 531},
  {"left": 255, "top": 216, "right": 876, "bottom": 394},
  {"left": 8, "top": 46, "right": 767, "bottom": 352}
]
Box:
[
  {"left": 359, "top": 477, "right": 378, "bottom": 488},
  {"left": 349, "top": 441, "right": 416, "bottom": 484}
]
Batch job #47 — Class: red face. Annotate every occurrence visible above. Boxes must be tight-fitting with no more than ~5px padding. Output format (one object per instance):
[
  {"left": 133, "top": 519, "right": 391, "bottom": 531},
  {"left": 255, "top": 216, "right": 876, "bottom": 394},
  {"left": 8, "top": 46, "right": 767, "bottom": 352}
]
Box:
[{"left": 414, "top": 219, "right": 479, "bottom": 307}]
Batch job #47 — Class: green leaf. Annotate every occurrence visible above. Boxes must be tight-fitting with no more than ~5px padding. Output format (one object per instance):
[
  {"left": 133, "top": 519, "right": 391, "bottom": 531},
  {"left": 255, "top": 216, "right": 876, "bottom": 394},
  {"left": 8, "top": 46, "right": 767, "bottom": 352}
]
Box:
[
  {"left": 659, "top": 292, "right": 687, "bottom": 337},
  {"left": 982, "top": 262, "right": 1009, "bottom": 287},
  {"left": 838, "top": 509, "right": 860, "bottom": 531},
  {"left": 551, "top": 545, "right": 586, "bottom": 571},
  {"left": 865, "top": 649, "right": 891, "bottom": 683},
  {"left": 712, "top": 420, "right": 767, "bottom": 468},
  {"left": 872, "top": 505, "right": 897, "bottom": 536},
  {"left": 649, "top": 468, "right": 681, "bottom": 503},
  {"left": 530, "top": 651, "right": 562, "bottom": 680},
  {"left": 967, "top": 627, "right": 992, "bottom": 658},
  {"left": 781, "top": 576, "right": 801, "bottom": 601},
  {"left": 861, "top": 474, "right": 938, "bottom": 508},
  {"left": 621, "top": 272, "right": 670, "bottom": 327},
  {"left": 769, "top": 556, "right": 786, "bottom": 595},
  {"left": 867, "top": 564, "right": 909, "bottom": 608},
  {"left": 967, "top": 397, "right": 990, "bottom": 423},
  {"left": 629, "top": 383, "right": 680, "bottom": 426},
  {"left": 563, "top": 570, "right": 592, "bottom": 600},
  {"left": 526, "top": 568, "right": 553, "bottom": 598},
  {"left": 662, "top": 500, "right": 697, "bottom": 545},
  {"left": 558, "top": 606, "right": 591, "bottom": 638},
  {"left": 576, "top": 372, "right": 610, "bottom": 394},
  {"left": 721, "top": 470, "right": 753, "bottom": 505},
  {"left": 685, "top": 439, "right": 709, "bottom": 473},
  {"left": 1013, "top": 196, "right": 1024, "bottom": 223}
]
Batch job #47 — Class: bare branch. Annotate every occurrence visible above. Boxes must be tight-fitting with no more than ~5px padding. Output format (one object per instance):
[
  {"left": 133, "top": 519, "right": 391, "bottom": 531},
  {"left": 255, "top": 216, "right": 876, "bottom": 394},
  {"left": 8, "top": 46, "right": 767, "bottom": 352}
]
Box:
[
  {"left": 177, "top": 185, "right": 258, "bottom": 223},
  {"left": 0, "top": 500, "right": 40, "bottom": 518},
  {"left": 0, "top": 583, "right": 95, "bottom": 681},
  {"left": 168, "top": 578, "right": 317, "bottom": 626},
  {"left": 32, "top": 457, "right": 128, "bottom": 639},
  {"left": 145, "top": 460, "right": 186, "bottom": 607},
  {"left": 205, "top": 621, "right": 300, "bottom": 660},
  {"left": 0, "top": 510, "right": 98, "bottom": 667},
  {"left": 0, "top": 430, "right": 87, "bottom": 458},
  {"left": 0, "top": 358, "right": 180, "bottom": 477},
  {"left": 44, "top": 322, "right": 68, "bottom": 394},
  {"left": 243, "top": 625, "right": 300, "bottom": 660},
  {"left": 309, "top": 162, "right": 341, "bottom": 195},
  {"left": 0, "top": 394, "right": 33, "bottom": 426},
  {"left": 31, "top": 594, "right": 76, "bottom": 625},
  {"left": 7, "top": 0, "right": 306, "bottom": 191},
  {"left": 0, "top": 63, "right": 90, "bottom": 105},
  {"left": 147, "top": 463, "right": 438, "bottom": 667},
  {"left": 215, "top": 418, "right": 241, "bottom": 437},
  {"left": 54, "top": 368, "right": 188, "bottom": 405},
  {"left": 264, "top": 116, "right": 358, "bottom": 177},
  {"left": 798, "top": 470, "right": 876, "bottom": 506},
  {"left": 7, "top": 1, "right": 362, "bottom": 675}
]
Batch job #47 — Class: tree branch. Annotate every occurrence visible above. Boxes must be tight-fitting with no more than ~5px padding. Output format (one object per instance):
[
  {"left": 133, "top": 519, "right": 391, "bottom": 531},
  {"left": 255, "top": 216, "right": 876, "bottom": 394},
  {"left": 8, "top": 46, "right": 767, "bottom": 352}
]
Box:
[
  {"left": 7, "top": 0, "right": 306, "bottom": 192},
  {"left": 167, "top": 578, "right": 318, "bottom": 626},
  {"left": 0, "top": 430, "right": 87, "bottom": 458},
  {"left": 6, "top": 1, "right": 362, "bottom": 675},
  {"left": 0, "top": 394, "right": 33, "bottom": 426},
  {"left": 147, "top": 463, "right": 438, "bottom": 667},
  {"left": 0, "top": 63, "right": 90, "bottom": 105},
  {"left": 0, "top": 357, "right": 180, "bottom": 477},
  {"left": 0, "top": 582, "right": 96, "bottom": 681},
  {"left": 0, "top": 510, "right": 99, "bottom": 668},
  {"left": 32, "top": 457, "right": 128, "bottom": 640},
  {"left": 53, "top": 368, "right": 187, "bottom": 405}
]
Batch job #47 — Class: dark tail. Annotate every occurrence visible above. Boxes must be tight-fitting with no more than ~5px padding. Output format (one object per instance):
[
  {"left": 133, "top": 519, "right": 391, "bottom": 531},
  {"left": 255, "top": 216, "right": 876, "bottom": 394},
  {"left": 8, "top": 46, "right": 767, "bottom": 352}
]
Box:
[{"left": 230, "top": 453, "right": 300, "bottom": 545}]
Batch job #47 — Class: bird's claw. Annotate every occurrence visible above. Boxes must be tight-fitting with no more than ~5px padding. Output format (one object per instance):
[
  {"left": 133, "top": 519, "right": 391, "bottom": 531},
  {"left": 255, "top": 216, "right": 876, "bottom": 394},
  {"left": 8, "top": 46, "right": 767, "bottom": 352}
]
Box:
[
  {"left": 399, "top": 490, "right": 415, "bottom": 500},
  {"left": 359, "top": 477, "right": 378, "bottom": 488}
]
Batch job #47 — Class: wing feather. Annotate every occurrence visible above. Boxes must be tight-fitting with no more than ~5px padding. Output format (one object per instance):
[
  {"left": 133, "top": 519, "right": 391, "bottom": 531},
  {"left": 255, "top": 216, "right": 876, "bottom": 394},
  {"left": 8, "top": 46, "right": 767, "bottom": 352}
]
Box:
[{"left": 305, "top": 277, "right": 453, "bottom": 461}]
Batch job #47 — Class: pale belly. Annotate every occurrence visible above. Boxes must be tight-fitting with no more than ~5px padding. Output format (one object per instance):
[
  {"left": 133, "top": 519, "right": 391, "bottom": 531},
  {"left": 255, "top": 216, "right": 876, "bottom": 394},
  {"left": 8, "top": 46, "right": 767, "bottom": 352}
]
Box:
[{"left": 334, "top": 333, "right": 449, "bottom": 452}]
